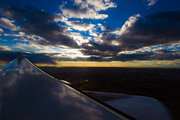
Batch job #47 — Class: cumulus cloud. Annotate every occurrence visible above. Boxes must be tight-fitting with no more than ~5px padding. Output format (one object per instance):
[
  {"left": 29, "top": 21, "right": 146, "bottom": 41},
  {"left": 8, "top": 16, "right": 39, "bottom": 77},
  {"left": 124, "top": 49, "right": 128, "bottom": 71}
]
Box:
[
  {"left": 0, "top": 46, "right": 11, "bottom": 51},
  {"left": 0, "top": 28, "right": 3, "bottom": 33},
  {"left": 53, "top": 13, "right": 68, "bottom": 22},
  {"left": 98, "top": 23, "right": 112, "bottom": 31},
  {"left": 61, "top": 6, "right": 108, "bottom": 19},
  {"left": 0, "top": 5, "right": 78, "bottom": 48},
  {"left": 65, "top": 20, "right": 95, "bottom": 31},
  {"left": 80, "top": 0, "right": 117, "bottom": 11},
  {"left": 61, "top": 0, "right": 116, "bottom": 19},
  {"left": 118, "top": 11, "right": 180, "bottom": 49},
  {"left": 89, "top": 29, "right": 99, "bottom": 37},
  {"left": 105, "top": 11, "right": 180, "bottom": 53},
  {"left": 68, "top": 32, "right": 90, "bottom": 45},
  {"left": 147, "top": 0, "right": 157, "bottom": 6},
  {"left": 112, "top": 14, "right": 141, "bottom": 36},
  {"left": 0, "top": 17, "right": 20, "bottom": 31}
]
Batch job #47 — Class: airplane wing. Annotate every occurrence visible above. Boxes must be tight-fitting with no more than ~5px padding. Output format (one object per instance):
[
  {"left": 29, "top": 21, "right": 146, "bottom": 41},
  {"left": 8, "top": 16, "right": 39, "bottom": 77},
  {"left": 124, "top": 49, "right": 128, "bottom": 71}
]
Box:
[
  {"left": 84, "top": 91, "right": 173, "bottom": 120},
  {"left": 0, "top": 53, "right": 173, "bottom": 120}
]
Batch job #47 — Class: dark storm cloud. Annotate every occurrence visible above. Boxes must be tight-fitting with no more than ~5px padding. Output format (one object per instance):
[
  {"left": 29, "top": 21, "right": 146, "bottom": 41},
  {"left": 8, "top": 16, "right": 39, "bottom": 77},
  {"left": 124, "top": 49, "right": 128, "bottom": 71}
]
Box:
[
  {"left": 81, "top": 40, "right": 121, "bottom": 57},
  {"left": 0, "top": 51, "right": 17, "bottom": 62},
  {"left": 87, "top": 56, "right": 104, "bottom": 61},
  {"left": 119, "top": 11, "right": 180, "bottom": 50},
  {"left": 81, "top": 32, "right": 120, "bottom": 56},
  {"left": 101, "top": 49, "right": 180, "bottom": 62},
  {"left": 111, "top": 53, "right": 154, "bottom": 61},
  {"left": 81, "top": 48, "right": 180, "bottom": 62},
  {"left": 81, "top": 48, "right": 154, "bottom": 62},
  {"left": 102, "top": 26, "right": 112, "bottom": 31},
  {"left": 0, "top": 5, "right": 78, "bottom": 48},
  {"left": 25, "top": 53, "right": 57, "bottom": 64},
  {"left": 100, "top": 33, "right": 117, "bottom": 43},
  {"left": 0, "top": 51, "right": 56, "bottom": 64},
  {"left": 75, "top": 48, "right": 180, "bottom": 61}
]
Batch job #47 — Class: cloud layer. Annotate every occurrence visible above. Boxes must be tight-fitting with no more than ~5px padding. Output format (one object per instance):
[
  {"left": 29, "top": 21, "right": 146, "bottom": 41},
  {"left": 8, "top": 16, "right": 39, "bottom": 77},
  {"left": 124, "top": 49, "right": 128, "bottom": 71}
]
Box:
[
  {"left": 0, "top": 1, "right": 180, "bottom": 64},
  {"left": 79, "top": 11, "right": 180, "bottom": 61}
]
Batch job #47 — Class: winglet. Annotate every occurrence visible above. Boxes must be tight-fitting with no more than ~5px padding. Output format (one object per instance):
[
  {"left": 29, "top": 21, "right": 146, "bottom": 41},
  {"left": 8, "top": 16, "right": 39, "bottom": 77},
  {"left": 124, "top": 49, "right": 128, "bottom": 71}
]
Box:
[{"left": 17, "top": 52, "right": 24, "bottom": 64}]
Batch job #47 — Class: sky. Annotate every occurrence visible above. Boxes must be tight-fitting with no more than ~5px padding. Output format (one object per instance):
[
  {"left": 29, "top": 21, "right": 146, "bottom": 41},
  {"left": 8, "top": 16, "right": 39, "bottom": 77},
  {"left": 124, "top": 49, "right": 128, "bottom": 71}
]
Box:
[{"left": 0, "top": 0, "right": 180, "bottom": 67}]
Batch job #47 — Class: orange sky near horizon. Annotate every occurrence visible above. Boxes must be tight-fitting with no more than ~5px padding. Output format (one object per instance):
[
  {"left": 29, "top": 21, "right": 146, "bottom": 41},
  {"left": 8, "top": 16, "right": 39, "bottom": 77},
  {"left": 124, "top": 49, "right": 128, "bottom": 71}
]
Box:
[
  {"left": 34, "top": 60, "right": 180, "bottom": 68},
  {"left": 1, "top": 59, "right": 180, "bottom": 68}
]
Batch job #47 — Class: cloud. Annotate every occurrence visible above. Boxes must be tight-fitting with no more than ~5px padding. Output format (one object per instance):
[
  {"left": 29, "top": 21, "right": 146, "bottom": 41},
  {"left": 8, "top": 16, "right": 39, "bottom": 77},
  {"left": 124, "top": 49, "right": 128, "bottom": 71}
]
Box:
[
  {"left": 0, "top": 46, "right": 11, "bottom": 51},
  {"left": 1, "top": 4, "right": 180, "bottom": 63},
  {"left": 3, "top": 31, "right": 27, "bottom": 37},
  {"left": 81, "top": 40, "right": 121, "bottom": 58},
  {"left": 112, "top": 11, "right": 180, "bottom": 51},
  {"left": 80, "top": 31, "right": 120, "bottom": 57},
  {"left": 61, "top": 6, "right": 108, "bottom": 19},
  {"left": 0, "top": 17, "right": 20, "bottom": 31},
  {"left": 0, "top": 5, "right": 78, "bottom": 48},
  {"left": 81, "top": 0, "right": 117, "bottom": 11},
  {"left": 98, "top": 23, "right": 112, "bottom": 31},
  {"left": 53, "top": 13, "right": 68, "bottom": 22},
  {"left": 61, "top": 0, "right": 116, "bottom": 19},
  {"left": 0, "top": 51, "right": 57, "bottom": 64},
  {"left": 112, "top": 14, "right": 141, "bottom": 36},
  {"left": 0, "top": 28, "right": 3, "bottom": 33},
  {"left": 51, "top": 48, "right": 90, "bottom": 59},
  {"left": 81, "top": 46, "right": 180, "bottom": 62},
  {"left": 98, "top": 32, "right": 117, "bottom": 44},
  {"left": 13, "top": 43, "right": 41, "bottom": 52},
  {"left": 9, "top": 40, "right": 65, "bottom": 54},
  {"left": 65, "top": 20, "right": 95, "bottom": 31},
  {"left": 68, "top": 32, "right": 90, "bottom": 45},
  {"left": 89, "top": 29, "right": 99, "bottom": 37},
  {"left": 79, "top": 11, "right": 180, "bottom": 61},
  {"left": 147, "top": 0, "right": 157, "bottom": 6}
]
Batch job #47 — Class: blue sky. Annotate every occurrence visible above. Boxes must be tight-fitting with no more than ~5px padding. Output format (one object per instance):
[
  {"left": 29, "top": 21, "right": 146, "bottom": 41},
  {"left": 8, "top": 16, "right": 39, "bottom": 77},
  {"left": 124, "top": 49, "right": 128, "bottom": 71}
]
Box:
[{"left": 0, "top": 0, "right": 180, "bottom": 67}]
